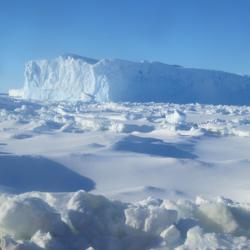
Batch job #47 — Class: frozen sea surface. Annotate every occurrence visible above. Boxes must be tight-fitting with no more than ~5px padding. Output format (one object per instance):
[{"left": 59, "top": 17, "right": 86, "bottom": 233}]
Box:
[{"left": 1, "top": 95, "right": 250, "bottom": 249}]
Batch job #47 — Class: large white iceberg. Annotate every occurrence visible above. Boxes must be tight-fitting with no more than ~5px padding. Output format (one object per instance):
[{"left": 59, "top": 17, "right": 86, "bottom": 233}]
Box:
[{"left": 9, "top": 54, "right": 250, "bottom": 105}]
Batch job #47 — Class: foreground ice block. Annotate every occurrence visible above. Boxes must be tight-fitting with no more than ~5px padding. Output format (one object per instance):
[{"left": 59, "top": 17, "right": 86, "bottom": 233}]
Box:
[{"left": 9, "top": 54, "right": 250, "bottom": 105}]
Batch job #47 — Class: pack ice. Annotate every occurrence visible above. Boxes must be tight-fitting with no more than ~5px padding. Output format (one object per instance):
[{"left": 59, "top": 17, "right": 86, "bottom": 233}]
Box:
[
  {"left": 9, "top": 54, "right": 250, "bottom": 105},
  {"left": 1, "top": 94, "right": 250, "bottom": 249}
]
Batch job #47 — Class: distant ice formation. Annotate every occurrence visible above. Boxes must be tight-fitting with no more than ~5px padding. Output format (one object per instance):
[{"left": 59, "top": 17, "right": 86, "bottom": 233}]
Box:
[{"left": 9, "top": 54, "right": 250, "bottom": 105}]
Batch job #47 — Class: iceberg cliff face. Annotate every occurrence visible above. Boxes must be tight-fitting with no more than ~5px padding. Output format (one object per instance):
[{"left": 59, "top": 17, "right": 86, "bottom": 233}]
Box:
[
  {"left": 9, "top": 54, "right": 250, "bottom": 105},
  {"left": 19, "top": 54, "right": 109, "bottom": 102}
]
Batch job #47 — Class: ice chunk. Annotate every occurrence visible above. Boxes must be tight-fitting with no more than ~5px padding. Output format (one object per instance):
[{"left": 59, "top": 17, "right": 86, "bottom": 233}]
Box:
[
  {"left": 66, "top": 191, "right": 126, "bottom": 249},
  {"left": 125, "top": 205, "right": 148, "bottom": 230},
  {"left": 165, "top": 111, "right": 186, "bottom": 125},
  {"left": 144, "top": 207, "right": 177, "bottom": 234},
  {"left": 196, "top": 201, "right": 250, "bottom": 237},
  {"left": 160, "top": 225, "right": 181, "bottom": 248},
  {"left": 0, "top": 196, "right": 69, "bottom": 239},
  {"left": 176, "top": 226, "right": 250, "bottom": 250},
  {"left": 195, "top": 202, "right": 238, "bottom": 234}
]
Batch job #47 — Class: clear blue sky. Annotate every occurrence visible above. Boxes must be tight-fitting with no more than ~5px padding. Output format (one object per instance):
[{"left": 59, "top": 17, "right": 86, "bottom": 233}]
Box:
[{"left": 0, "top": 0, "right": 250, "bottom": 92}]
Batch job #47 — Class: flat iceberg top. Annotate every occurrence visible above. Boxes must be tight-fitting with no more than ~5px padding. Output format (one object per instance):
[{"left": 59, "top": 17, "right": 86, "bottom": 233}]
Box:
[
  {"left": 9, "top": 54, "right": 250, "bottom": 105},
  {"left": 60, "top": 53, "right": 99, "bottom": 64}
]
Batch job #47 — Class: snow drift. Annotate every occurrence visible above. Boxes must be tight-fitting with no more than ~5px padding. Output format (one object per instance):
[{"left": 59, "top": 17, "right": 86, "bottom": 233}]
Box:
[{"left": 9, "top": 54, "right": 250, "bottom": 105}]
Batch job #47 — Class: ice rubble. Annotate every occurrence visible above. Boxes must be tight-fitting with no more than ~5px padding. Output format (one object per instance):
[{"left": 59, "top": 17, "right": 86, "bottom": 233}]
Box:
[
  {"left": 9, "top": 54, "right": 250, "bottom": 105},
  {"left": 1, "top": 94, "right": 250, "bottom": 138},
  {"left": 1, "top": 192, "right": 250, "bottom": 249}
]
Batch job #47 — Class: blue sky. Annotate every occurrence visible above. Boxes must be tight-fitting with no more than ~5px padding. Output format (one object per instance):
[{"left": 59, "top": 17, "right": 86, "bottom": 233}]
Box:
[{"left": 0, "top": 0, "right": 249, "bottom": 92}]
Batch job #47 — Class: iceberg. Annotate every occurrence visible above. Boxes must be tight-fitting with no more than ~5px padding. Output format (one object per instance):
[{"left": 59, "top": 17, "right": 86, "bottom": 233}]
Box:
[{"left": 9, "top": 54, "right": 250, "bottom": 105}]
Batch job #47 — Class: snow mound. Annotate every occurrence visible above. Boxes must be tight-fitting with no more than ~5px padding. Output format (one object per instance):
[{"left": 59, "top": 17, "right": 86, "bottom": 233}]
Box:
[
  {"left": 0, "top": 196, "right": 70, "bottom": 239},
  {"left": 1, "top": 192, "right": 250, "bottom": 249},
  {"left": 9, "top": 54, "right": 250, "bottom": 105}
]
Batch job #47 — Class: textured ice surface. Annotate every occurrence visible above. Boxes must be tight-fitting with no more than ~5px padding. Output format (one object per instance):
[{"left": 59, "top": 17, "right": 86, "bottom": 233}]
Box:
[
  {"left": 2, "top": 95, "right": 250, "bottom": 248},
  {"left": 9, "top": 54, "right": 250, "bottom": 105},
  {"left": 1, "top": 192, "right": 250, "bottom": 249},
  {"left": 2, "top": 95, "right": 250, "bottom": 138}
]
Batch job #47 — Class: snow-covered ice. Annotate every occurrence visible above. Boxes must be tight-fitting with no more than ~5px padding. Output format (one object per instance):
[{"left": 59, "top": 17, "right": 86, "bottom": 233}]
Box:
[{"left": 1, "top": 92, "right": 250, "bottom": 248}]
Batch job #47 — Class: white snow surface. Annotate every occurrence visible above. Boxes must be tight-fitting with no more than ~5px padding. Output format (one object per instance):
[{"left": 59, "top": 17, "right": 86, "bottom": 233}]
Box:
[
  {"left": 1, "top": 94, "right": 250, "bottom": 249},
  {"left": 9, "top": 54, "right": 250, "bottom": 105}
]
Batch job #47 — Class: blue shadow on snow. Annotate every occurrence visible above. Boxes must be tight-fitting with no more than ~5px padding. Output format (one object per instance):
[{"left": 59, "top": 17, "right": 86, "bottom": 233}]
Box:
[
  {"left": 114, "top": 135, "right": 197, "bottom": 159},
  {"left": 0, "top": 155, "right": 95, "bottom": 193}
]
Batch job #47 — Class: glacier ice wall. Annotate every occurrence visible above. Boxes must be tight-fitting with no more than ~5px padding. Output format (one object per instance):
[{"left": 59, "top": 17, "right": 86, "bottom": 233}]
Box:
[{"left": 9, "top": 54, "right": 250, "bottom": 105}]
